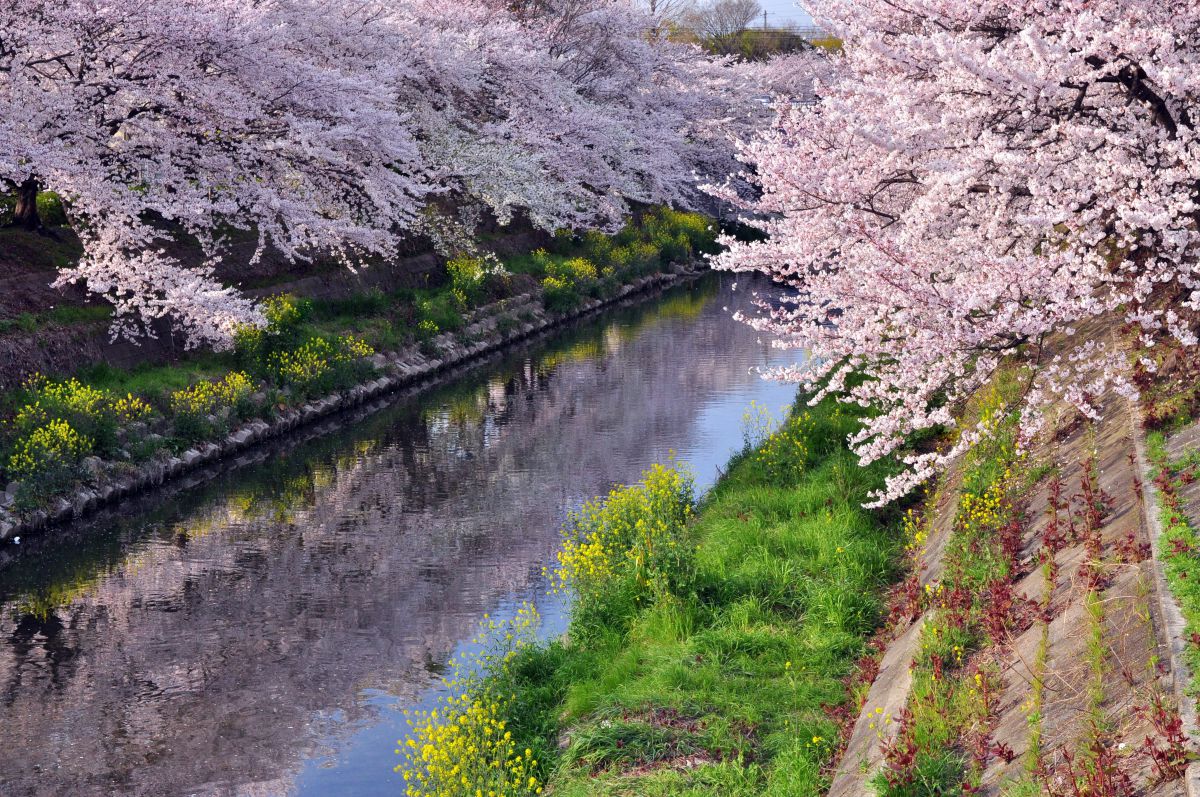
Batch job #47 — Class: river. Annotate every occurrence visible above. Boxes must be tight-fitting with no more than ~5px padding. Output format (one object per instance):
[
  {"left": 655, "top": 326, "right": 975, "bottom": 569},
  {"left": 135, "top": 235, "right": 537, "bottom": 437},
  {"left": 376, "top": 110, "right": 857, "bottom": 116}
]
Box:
[{"left": 0, "top": 274, "right": 798, "bottom": 797}]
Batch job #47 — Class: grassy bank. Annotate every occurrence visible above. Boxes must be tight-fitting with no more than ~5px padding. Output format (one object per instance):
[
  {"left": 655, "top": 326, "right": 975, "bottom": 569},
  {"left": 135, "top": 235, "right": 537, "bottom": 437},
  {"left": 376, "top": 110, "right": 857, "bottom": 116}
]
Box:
[
  {"left": 1147, "top": 430, "right": 1200, "bottom": 703},
  {"left": 0, "top": 207, "right": 715, "bottom": 514},
  {"left": 396, "top": 396, "right": 904, "bottom": 796}
]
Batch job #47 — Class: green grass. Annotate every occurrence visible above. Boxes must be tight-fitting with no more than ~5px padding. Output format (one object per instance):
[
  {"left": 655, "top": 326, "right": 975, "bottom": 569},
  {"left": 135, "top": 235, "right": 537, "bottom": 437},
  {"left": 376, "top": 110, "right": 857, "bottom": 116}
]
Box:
[
  {"left": 71, "top": 358, "right": 236, "bottom": 403},
  {"left": 438, "top": 397, "right": 905, "bottom": 797},
  {"left": 0, "top": 303, "right": 112, "bottom": 334},
  {"left": 1146, "top": 429, "right": 1200, "bottom": 703},
  {"left": 0, "top": 225, "right": 82, "bottom": 272}
]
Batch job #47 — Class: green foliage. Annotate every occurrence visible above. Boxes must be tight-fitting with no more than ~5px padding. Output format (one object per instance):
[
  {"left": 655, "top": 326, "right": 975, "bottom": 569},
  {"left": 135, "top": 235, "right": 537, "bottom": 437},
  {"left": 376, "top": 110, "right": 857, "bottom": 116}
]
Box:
[
  {"left": 396, "top": 606, "right": 547, "bottom": 797},
  {"left": 416, "top": 293, "right": 464, "bottom": 334},
  {"left": 7, "top": 373, "right": 152, "bottom": 458},
  {"left": 871, "top": 750, "right": 965, "bottom": 797},
  {"left": 74, "top": 358, "right": 235, "bottom": 404},
  {"left": 446, "top": 252, "right": 510, "bottom": 306},
  {"left": 580, "top": 230, "right": 614, "bottom": 266},
  {"left": 553, "top": 464, "right": 694, "bottom": 640},
  {"left": 234, "top": 294, "right": 373, "bottom": 398},
  {"left": 874, "top": 376, "right": 1026, "bottom": 794},
  {"left": 0, "top": 374, "right": 156, "bottom": 502},
  {"left": 544, "top": 397, "right": 897, "bottom": 795},
  {"left": 309, "top": 289, "right": 390, "bottom": 321},
  {"left": 168, "top": 371, "right": 256, "bottom": 442},
  {"left": 36, "top": 192, "right": 68, "bottom": 226},
  {"left": 265, "top": 335, "right": 373, "bottom": 399},
  {"left": 539, "top": 256, "right": 601, "bottom": 312},
  {"left": 510, "top": 208, "right": 717, "bottom": 313},
  {"left": 1148, "top": 433, "right": 1200, "bottom": 703},
  {"left": 551, "top": 228, "right": 576, "bottom": 255},
  {"left": 6, "top": 419, "right": 91, "bottom": 502},
  {"left": 541, "top": 275, "right": 582, "bottom": 313},
  {"left": 233, "top": 294, "right": 311, "bottom": 367},
  {"left": 547, "top": 257, "right": 598, "bottom": 283},
  {"left": 496, "top": 315, "right": 520, "bottom": 337},
  {"left": 642, "top": 207, "right": 719, "bottom": 256}
]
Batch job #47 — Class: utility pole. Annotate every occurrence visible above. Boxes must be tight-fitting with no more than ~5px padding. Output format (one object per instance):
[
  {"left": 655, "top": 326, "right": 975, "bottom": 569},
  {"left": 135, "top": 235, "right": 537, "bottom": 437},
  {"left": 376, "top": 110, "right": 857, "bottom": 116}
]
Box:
[{"left": 762, "top": 10, "right": 768, "bottom": 29}]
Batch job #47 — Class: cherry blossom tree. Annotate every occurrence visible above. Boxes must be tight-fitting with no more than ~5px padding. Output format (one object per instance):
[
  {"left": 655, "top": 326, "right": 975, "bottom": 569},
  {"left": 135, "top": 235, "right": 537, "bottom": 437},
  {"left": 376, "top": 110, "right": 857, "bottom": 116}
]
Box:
[
  {"left": 1, "top": 0, "right": 437, "bottom": 345},
  {"left": 714, "top": 0, "right": 1200, "bottom": 503},
  {"left": 411, "top": 0, "right": 759, "bottom": 233},
  {"left": 2, "top": 0, "right": 759, "bottom": 346}
]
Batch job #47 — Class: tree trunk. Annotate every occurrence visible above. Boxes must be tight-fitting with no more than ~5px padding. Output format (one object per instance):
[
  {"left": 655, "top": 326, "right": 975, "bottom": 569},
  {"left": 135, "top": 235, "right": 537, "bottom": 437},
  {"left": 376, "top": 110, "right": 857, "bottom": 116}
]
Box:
[{"left": 11, "top": 177, "right": 40, "bottom": 230}]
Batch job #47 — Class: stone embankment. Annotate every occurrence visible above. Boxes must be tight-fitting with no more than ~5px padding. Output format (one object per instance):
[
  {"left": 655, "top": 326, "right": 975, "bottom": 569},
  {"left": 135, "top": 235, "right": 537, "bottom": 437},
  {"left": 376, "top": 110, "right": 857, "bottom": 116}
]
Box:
[
  {"left": 829, "top": 324, "right": 1200, "bottom": 796},
  {"left": 0, "top": 265, "right": 706, "bottom": 544}
]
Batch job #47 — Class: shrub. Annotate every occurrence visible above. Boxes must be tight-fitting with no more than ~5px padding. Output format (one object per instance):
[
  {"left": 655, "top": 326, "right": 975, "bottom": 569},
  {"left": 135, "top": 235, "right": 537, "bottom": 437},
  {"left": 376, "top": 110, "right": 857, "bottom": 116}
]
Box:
[
  {"left": 541, "top": 275, "right": 579, "bottom": 313},
  {"left": 11, "top": 374, "right": 151, "bottom": 456},
  {"left": 233, "top": 294, "right": 311, "bottom": 369},
  {"left": 416, "top": 294, "right": 464, "bottom": 333},
  {"left": 611, "top": 242, "right": 658, "bottom": 276},
  {"left": 657, "top": 231, "right": 692, "bottom": 265},
  {"left": 547, "top": 257, "right": 597, "bottom": 283},
  {"left": 417, "top": 319, "right": 440, "bottom": 340},
  {"left": 446, "top": 252, "right": 509, "bottom": 305},
  {"left": 168, "top": 371, "right": 256, "bottom": 442},
  {"left": 580, "top": 230, "right": 614, "bottom": 267},
  {"left": 447, "top": 253, "right": 485, "bottom": 300},
  {"left": 231, "top": 293, "right": 372, "bottom": 399},
  {"left": 7, "top": 419, "right": 91, "bottom": 501},
  {"left": 539, "top": 257, "right": 599, "bottom": 311},
  {"left": 644, "top": 207, "right": 718, "bottom": 255},
  {"left": 529, "top": 248, "right": 557, "bottom": 277},
  {"left": 265, "top": 334, "right": 373, "bottom": 398},
  {"left": 553, "top": 463, "right": 694, "bottom": 637},
  {"left": 551, "top": 228, "right": 575, "bottom": 255},
  {"left": 396, "top": 606, "right": 545, "bottom": 797}
]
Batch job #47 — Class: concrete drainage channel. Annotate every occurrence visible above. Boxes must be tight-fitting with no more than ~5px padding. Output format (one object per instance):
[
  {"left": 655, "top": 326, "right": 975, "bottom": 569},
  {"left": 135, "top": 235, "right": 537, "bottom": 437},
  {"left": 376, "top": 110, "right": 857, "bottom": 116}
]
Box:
[{"left": 0, "top": 265, "right": 707, "bottom": 545}]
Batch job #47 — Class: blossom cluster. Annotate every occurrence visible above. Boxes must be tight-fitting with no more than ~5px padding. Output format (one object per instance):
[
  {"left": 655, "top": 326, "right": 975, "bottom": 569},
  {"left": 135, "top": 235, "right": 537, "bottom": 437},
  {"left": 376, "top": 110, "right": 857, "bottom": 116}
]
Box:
[
  {"left": 553, "top": 463, "right": 694, "bottom": 603},
  {"left": 1, "top": 0, "right": 768, "bottom": 347},
  {"left": 169, "top": 372, "right": 255, "bottom": 418},
  {"left": 396, "top": 605, "right": 543, "bottom": 797},
  {"left": 715, "top": 0, "right": 1200, "bottom": 503}
]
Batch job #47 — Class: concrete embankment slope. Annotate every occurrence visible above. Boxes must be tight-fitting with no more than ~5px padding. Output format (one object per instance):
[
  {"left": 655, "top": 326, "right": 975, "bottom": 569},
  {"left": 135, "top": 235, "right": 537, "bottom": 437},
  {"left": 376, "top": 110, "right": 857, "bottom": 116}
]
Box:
[{"left": 830, "top": 324, "right": 1200, "bottom": 796}]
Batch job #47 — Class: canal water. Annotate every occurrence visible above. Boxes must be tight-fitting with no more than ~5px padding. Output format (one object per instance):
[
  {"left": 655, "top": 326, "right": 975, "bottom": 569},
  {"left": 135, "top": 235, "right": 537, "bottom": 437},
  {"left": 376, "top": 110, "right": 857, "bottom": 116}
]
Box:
[{"left": 0, "top": 275, "right": 798, "bottom": 797}]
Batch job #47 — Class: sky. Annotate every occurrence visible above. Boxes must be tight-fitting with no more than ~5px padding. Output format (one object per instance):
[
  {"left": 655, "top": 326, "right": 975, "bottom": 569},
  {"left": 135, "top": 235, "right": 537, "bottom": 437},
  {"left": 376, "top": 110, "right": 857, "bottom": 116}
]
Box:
[{"left": 758, "top": 0, "right": 814, "bottom": 28}]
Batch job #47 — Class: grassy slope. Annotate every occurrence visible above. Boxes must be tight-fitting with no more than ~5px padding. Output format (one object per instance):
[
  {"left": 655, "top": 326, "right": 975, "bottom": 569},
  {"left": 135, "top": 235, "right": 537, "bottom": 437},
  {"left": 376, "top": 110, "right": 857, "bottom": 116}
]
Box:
[{"left": 497, "top": 400, "right": 902, "bottom": 797}]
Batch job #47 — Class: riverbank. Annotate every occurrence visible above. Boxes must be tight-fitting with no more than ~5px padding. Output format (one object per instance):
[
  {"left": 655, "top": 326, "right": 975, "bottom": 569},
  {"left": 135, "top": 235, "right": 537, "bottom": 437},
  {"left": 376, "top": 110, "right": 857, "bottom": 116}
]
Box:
[
  {"left": 0, "top": 211, "right": 710, "bottom": 547},
  {"left": 392, "top": 317, "right": 1200, "bottom": 797},
  {"left": 395, "top": 395, "right": 908, "bottom": 796},
  {"left": 0, "top": 274, "right": 806, "bottom": 795}
]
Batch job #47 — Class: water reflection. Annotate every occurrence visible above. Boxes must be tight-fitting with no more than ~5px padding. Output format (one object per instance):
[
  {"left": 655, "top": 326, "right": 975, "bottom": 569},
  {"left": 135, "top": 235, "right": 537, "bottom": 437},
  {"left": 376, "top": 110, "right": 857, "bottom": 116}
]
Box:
[{"left": 0, "top": 275, "right": 798, "bottom": 796}]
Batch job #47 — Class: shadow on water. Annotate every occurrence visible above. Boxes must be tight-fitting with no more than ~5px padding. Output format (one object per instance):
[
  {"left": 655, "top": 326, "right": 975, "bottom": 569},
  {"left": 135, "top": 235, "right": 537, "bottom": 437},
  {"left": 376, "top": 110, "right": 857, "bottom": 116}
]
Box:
[{"left": 0, "top": 274, "right": 801, "bottom": 797}]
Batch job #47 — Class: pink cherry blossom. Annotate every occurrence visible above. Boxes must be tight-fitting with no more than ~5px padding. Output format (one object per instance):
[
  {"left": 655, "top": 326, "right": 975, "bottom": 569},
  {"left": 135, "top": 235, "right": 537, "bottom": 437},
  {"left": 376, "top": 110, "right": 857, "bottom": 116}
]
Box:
[
  {"left": 714, "top": 0, "right": 1200, "bottom": 504},
  {"left": 1, "top": 0, "right": 762, "bottom": 346}
]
